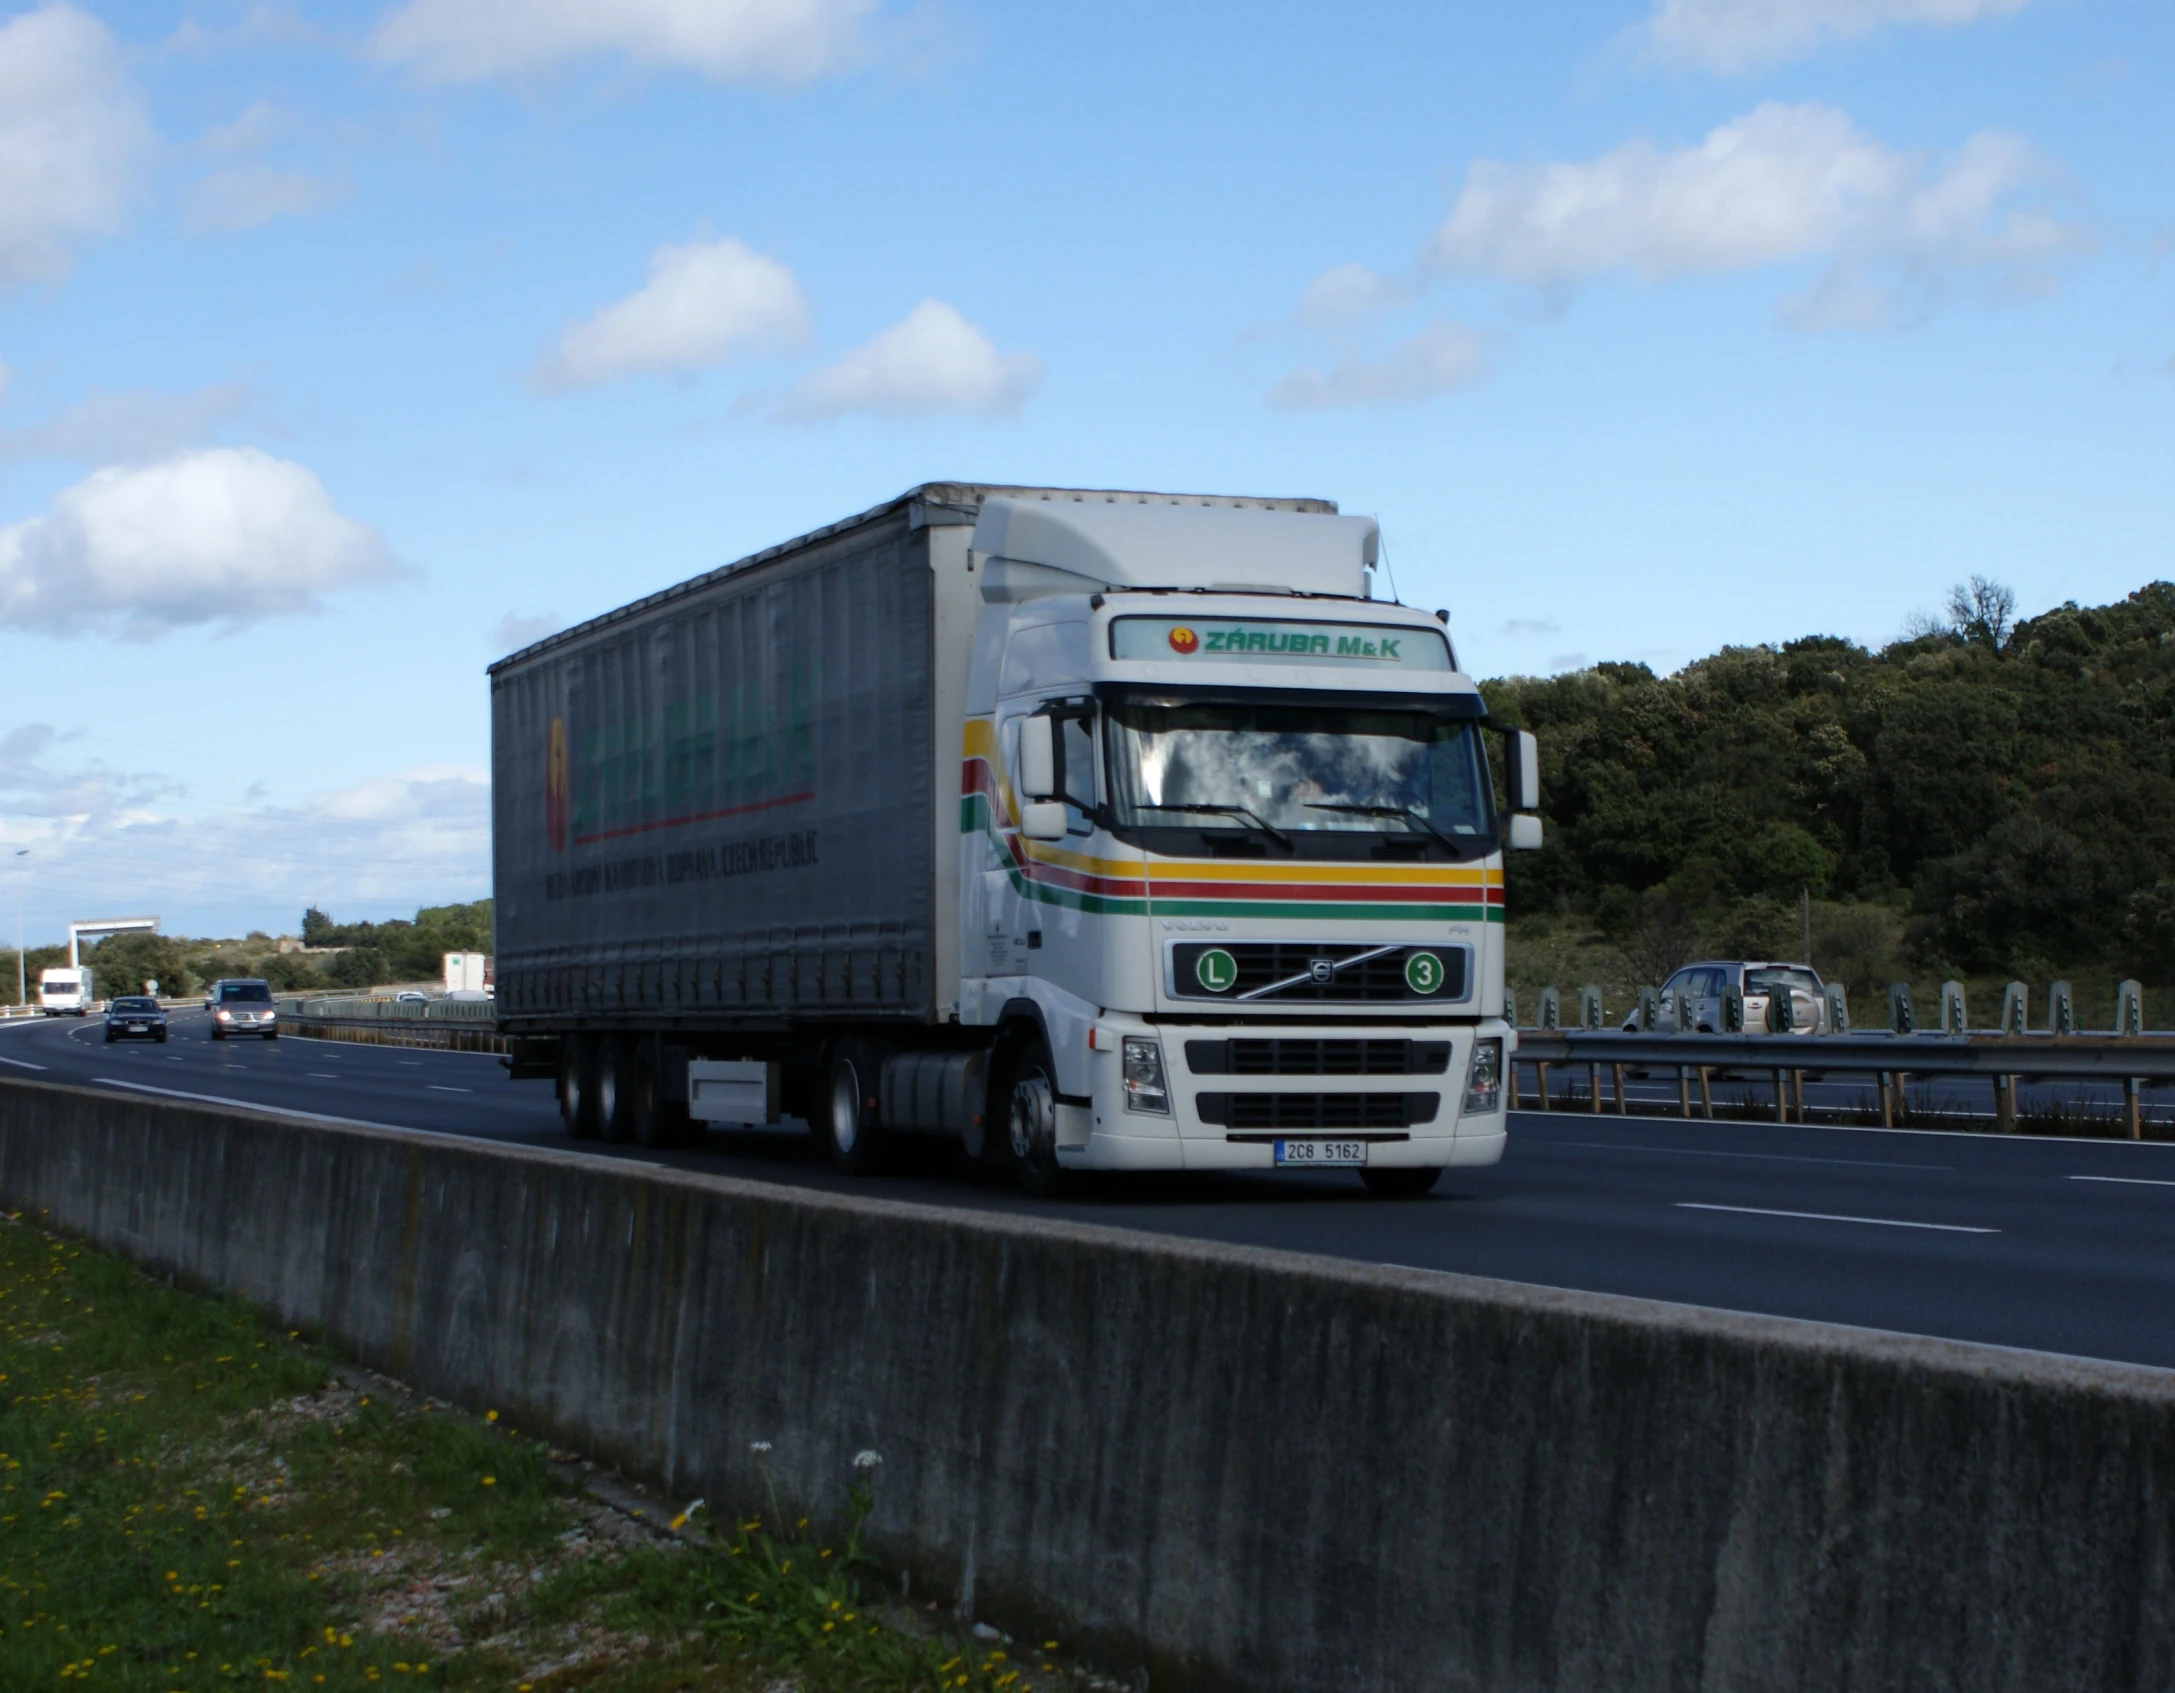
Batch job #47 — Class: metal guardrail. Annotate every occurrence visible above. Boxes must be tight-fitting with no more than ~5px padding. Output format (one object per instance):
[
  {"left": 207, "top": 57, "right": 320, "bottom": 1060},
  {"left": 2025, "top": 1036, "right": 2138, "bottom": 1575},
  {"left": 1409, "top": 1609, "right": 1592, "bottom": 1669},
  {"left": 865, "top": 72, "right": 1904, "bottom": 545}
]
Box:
[
  {"left": 278, "top": 995, "right": 495, "bottom": 1022},
  {"left": 1513, "top": 1029, "right": 2175, "bottom": 1138}
]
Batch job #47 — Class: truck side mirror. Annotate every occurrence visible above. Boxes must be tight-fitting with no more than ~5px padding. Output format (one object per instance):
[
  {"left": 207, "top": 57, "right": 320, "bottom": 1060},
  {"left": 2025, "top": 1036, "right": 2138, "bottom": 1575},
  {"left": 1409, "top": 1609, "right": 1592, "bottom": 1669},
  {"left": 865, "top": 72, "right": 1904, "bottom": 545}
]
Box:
[
  {"left": 1021, "top": 801, "right": 1067, "bottom": 842},
  {"left": 1507, "top": 813, "right": 1543, "bottom": 851},
  {"left": 1018, "top": 713, "right": 1057, "bottom": 802},
  {"left": 1503, "top": 729, "right": 1539, "bottom": 813}
]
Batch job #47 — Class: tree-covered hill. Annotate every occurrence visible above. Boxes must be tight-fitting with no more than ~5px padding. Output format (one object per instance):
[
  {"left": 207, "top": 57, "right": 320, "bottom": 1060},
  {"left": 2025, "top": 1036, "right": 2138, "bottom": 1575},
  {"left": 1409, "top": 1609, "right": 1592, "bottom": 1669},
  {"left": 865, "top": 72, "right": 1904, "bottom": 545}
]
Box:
[{"left": 1484, "top": 580, "right": 2175, "bottom": 993}]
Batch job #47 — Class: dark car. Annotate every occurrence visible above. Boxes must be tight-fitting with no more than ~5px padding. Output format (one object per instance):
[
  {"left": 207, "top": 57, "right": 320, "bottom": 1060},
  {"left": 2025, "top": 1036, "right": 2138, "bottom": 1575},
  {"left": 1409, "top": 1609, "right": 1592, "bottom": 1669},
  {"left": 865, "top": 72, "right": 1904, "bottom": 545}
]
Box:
[
  {"left": 104, "top": 995, "right": 169, "bottom": 1043},
  {"left": 209, "top": 978, "right": 279, "bottom": 1041}
]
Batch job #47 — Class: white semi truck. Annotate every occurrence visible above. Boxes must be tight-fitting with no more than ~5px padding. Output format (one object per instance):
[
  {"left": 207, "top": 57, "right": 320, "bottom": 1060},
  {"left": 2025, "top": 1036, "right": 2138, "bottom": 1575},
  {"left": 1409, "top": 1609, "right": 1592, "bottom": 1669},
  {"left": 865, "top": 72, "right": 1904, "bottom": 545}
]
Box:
[{"left": 490, "top": 484, "right": 1540, "bottom": 1196}]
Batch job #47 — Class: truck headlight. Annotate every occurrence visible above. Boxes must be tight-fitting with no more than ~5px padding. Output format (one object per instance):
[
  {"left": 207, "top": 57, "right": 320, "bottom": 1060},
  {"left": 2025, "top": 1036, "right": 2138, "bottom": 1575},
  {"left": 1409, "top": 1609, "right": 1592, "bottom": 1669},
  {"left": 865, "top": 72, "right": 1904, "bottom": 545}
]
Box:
[
  {"left": 1121, "top": 1036, "right": 1170, "bottom": 1115},
  {"left": 1461, "top": 1038, "right": 1503, "bottom": 1115}
]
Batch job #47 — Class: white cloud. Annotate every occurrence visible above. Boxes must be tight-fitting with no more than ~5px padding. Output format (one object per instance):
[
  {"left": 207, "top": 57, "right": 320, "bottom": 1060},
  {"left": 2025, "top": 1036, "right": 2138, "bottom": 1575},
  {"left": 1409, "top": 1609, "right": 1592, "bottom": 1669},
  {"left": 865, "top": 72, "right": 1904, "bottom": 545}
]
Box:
[
  {"left": 534, "top": 236, "right": 812, "bottom": 391},
  {"left": 0, "top": 447, "right": 401, "bottom": 638},
  {"left": 493, "top": 609, "right": 561, "bottom": 650},
  {"left": 779, "top": 300, "right": 1041, "bottom": 420},
  {"left": 1269, "top": 322, "right": 1491, "bottom": 409},
  {"left": 1295, "top": 262, "right": 1413, "bottom": 324},
  {"left": 189, "top": 164, "right": 344, "bottom": 232},
  {"left": 0, "top": 738, "right": 489, "bottom": 939},
  {"left": 1, "top": 384, "right": 253, "bottom": 462},
  {"left": 1502, "top": 618, "right": 1562, "bottom": 636},
  {"left": 372, "top": 0, "right": 876, "bottom": 84},
  {"left": 1638, "top": 0, "right": 2033, "bottom": 73},
  {"left": 1429, "top": 103, "right": 2084, "bottom": 328},
  {"left": 0, "top": 4, "right": 155, "bottom": 285}
]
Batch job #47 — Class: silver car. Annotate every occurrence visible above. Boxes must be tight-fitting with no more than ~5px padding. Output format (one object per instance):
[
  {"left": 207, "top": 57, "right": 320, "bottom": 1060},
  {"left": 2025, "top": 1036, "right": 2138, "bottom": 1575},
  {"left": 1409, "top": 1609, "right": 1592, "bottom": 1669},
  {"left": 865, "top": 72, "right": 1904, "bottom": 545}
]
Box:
[
  {"left": 209, "top": 978, "right": 279, "bottom": 1041},
  {"left": 1637, "top": 960, "right": 1829, "bottom": 1034}
]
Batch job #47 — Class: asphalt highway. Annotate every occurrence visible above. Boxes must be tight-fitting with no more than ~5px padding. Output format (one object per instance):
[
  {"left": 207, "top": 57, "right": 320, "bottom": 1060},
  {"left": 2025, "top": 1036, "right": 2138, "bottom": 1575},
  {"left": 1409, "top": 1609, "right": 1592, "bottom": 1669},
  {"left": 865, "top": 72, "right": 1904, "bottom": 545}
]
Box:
[{"left": 6, "top": 1010, "right": 2175, "bottom": 1371}]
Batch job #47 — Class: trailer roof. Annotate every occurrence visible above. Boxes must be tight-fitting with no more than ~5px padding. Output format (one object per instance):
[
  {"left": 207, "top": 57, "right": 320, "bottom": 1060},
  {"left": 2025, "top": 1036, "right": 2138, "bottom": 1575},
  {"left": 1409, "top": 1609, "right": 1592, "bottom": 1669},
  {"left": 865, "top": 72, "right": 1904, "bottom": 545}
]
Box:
[{"left": 486, "top": 482, "right": 1341, "bottom": 675}]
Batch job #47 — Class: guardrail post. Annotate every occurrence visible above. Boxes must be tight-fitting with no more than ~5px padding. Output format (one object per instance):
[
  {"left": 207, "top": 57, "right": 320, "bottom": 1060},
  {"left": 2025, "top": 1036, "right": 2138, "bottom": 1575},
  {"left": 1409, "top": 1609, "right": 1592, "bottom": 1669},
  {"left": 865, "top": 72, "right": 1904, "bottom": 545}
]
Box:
[
  {"left": 1766, "top": 990, "right": 1794, "bottom": 1035},
  {"left": 2050, "top": 980, "right": 2075, "bottom": 1037},
  {"left": 1993, "top": 1071, "right": 2015, "bottom": 1132},
  {"left": 1878, "top": 1071, "right": 1893, "bottom": 1129},
  {"left": 1505, "top": 986, "right": 1518, "bottom": 1031},
  {"left": 1822, "top": 983, "right": 1848, "bottom": 1034},
  {"left": 1634, "top": 986, "right": 1661, "bottom": 1032},
  {"left": 1579, "top": 986, "right": 1605, "bottom": 1031},
  {"left": 2117, "top": 979, "right": 2144, "bottom": 1038},
  {"left": 1538, "top": 987, "right": 1561, "bottom": 1031},
  {"left": 1676, "top": 1064, "right": 1691, "bottom": 1118},
  {"left": 1773, "top": 1062, "right": 1787, "bottom": 1123},
  {"left": 1613, "top": 1063, "right": 1628, "bottom": 1114},
  {"left": 1722, "top": 988, "right": 1745, "bottom": 1034},
  {"left": 1697, "top": 1065, "right": 1713, "bottom": 1119},
  {"left": 1940, "top": 981, "right": 1967, "bottom": 1037},
  {"left": 2126, "top": 1076, "right": 2143, "bottom": 1142},
  {"left": 1887, "top": 982, "right": 1913, "bottom": 1036},
  {"left": 2001, "top": 982, "right": 2028, "bottom": 1038}
]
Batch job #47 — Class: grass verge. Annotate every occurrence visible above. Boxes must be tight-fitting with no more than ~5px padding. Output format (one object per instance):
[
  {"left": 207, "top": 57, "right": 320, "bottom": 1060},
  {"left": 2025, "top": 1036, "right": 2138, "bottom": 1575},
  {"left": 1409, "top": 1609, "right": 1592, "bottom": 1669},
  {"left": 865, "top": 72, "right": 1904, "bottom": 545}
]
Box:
[{"left": 0, "top": 1211, "right": 1093, "bottom": 1692}]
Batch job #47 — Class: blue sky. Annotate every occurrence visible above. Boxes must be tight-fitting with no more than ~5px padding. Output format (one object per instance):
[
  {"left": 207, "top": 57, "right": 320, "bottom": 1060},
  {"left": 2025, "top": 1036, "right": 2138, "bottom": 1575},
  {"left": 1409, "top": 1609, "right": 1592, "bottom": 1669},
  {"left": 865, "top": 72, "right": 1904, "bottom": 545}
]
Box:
[{"left": 1, "top": 0, "right": 2170, "bottom": 942}]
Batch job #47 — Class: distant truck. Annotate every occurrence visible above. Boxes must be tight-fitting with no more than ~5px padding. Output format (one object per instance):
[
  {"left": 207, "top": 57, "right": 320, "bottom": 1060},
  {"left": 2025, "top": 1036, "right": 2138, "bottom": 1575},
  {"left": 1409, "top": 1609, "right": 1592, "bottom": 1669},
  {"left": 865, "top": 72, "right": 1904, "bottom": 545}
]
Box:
[
  {"left": 443, "top": 952, "right": 493, "bottom": 996},
  {"left": 489, "top": 483, "right": 1542, "bottom": 1196},
  {"left": 39, "top": 967, "right": 93, "bottom": 1016}
]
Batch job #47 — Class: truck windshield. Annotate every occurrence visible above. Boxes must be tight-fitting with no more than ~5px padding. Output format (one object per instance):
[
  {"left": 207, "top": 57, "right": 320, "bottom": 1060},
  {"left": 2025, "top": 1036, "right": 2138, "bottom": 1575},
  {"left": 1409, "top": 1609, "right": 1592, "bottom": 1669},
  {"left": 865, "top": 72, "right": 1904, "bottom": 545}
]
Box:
[{"left": 1105, "top": 699, "right": 1493, "bottom": 843}]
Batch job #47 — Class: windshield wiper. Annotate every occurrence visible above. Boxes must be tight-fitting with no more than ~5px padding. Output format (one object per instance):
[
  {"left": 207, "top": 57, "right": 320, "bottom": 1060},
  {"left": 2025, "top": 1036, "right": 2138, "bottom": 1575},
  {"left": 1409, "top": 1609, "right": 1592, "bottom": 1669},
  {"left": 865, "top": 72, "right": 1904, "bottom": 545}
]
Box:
[
  {"left": 1135, "top": 802, "right": 1292, "bottom": 848},
  {"left": 1304, "top": 801, "right": 1463, "bottom": 853}
]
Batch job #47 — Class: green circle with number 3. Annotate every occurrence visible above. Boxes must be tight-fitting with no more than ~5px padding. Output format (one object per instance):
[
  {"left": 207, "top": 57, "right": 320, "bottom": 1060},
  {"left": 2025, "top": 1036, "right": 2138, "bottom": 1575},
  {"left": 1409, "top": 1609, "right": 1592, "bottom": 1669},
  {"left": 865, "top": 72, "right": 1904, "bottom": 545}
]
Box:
[
  {"left": 1195, "top": 949, "right": 1238, "bottom": 993},
  {"left": 1404, "top": 951, "right": 1445, "bottom": 995}
]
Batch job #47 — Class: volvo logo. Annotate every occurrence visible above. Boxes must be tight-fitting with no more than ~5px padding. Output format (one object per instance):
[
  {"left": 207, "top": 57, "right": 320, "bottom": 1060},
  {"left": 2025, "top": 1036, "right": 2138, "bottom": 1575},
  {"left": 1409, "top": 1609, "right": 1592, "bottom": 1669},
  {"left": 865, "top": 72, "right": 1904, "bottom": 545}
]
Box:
[{"left": 1309, "top": 959, "right": 1336, "bottom": 984}]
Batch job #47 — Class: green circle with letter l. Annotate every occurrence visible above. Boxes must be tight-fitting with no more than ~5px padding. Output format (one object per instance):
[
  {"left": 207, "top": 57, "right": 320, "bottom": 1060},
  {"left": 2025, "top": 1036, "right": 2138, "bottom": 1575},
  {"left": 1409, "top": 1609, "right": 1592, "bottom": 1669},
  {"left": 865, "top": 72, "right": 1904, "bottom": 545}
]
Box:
[
  {"left": 1195, "top": 949, "right": 1238, "bottom": 993},
  {"left": 1404, "top": 951, "right": 1446, "bottom": 995}
]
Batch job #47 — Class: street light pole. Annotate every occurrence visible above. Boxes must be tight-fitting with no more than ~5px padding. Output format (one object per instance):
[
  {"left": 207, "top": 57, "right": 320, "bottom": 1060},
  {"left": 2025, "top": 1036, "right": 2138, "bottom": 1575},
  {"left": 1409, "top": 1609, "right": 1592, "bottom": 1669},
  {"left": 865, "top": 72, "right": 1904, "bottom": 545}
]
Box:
[{"left": 13, "top": 851, "right": 26, "bottom": 1010}]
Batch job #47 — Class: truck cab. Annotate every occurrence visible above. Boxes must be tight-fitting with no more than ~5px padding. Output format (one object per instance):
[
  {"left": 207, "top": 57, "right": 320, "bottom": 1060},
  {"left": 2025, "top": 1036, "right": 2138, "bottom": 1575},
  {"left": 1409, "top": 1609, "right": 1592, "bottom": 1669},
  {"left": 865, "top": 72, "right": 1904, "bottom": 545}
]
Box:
[{"left": 954, "top": 498, "right": 1536, "bottom": 1195}]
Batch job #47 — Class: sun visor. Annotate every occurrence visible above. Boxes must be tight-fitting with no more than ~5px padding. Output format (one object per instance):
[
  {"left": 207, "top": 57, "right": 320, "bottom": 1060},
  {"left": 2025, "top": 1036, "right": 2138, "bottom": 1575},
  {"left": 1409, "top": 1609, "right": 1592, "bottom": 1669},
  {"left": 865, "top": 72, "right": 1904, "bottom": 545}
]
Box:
[{"left": 972, "top": 497, "right": 1377, "bottom": 601}]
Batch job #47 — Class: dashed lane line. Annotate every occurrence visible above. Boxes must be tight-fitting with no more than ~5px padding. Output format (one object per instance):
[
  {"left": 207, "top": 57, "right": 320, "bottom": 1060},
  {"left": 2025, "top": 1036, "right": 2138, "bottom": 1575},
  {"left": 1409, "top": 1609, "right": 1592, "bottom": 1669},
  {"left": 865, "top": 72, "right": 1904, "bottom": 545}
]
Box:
[
  {"left": 1676, "top": 1202, "right": 1997, "bottom": 1234},
  {"left": 0, "top": 1054, "right": 49, "bottom": 1070},
  {"left": 2069, "top": 1175, "right": 2175, "bottom": 1188},
  {"left": 1538, "top": 1139, "right": 1952, "bottom": 1172},
  {"left": 428, "top": 1085, "right": 472, "bottom": 1094}
]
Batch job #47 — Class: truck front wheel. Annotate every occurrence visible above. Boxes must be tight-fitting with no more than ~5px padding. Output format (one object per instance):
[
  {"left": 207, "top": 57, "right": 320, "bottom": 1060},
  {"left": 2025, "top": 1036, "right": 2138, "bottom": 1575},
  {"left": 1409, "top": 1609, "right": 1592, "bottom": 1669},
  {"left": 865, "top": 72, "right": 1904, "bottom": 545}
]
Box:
[
  {"left": 1006, "top": 1039, "right": 1066, "bottom": 1200},
  {"left": 817, "top": 1042, "right": 886, "bottom": 1175}
]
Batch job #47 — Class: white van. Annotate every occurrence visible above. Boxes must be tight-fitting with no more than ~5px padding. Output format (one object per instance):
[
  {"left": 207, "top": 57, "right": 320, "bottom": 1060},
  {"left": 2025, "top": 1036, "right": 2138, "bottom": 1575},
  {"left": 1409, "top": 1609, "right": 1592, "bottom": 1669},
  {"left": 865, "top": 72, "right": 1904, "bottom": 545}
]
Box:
[{"left": 39, "top": 967, "right": 93, "bottom": 1016}]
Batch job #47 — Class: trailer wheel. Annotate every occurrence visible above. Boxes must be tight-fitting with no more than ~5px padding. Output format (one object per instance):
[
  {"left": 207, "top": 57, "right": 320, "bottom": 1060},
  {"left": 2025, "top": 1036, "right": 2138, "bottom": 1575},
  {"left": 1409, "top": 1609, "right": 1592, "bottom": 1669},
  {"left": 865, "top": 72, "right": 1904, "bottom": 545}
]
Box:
[
  {"left": 561, "top": 1035, "right": 602, "bottom": 1139},
  {"left": 1006, "top": 1038, "right": 1066, "bottom": 1200},
  {"left": 1360, "top": 1165, "right": 1441, "bottom": 1198},
  {"left": 631, "top": 1039, "right": 693, "bottom": 1149},
  {"left": 599, "top": 1035, "right": 638, "bottom": 1143},
  {"left": 817, "top": 1042, "right": 886, "bottom": 1175}
]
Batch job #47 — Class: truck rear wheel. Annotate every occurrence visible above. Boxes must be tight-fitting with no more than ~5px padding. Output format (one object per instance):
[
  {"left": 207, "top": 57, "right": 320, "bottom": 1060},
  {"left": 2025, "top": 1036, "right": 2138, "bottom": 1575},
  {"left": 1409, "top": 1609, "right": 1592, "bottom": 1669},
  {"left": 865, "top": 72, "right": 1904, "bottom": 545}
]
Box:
[
  {"left": 561, "top": 1035, "right": 602, "bottom": 1140},
  {"left": 630, "top": 1039, "right": 693, "bottom": 1150},
  {"left": 817, "top": 1042, "right": 886, "bottom": 1175},
  {"left": 598, "top": 1035, "right": 638, "bottom": 1143},
  {"left": 1006, "top": 1038, "right": 1066, "bottom": 1200},
  {"left": 1361, "top": 1165, "right": 1442, "bottom": 1198}
]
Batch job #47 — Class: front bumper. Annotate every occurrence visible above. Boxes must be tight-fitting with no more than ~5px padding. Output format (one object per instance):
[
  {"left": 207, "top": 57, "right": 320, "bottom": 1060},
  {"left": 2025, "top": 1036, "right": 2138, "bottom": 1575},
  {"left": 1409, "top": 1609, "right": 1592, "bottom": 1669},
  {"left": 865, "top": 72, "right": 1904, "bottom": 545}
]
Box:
[
  {"left": 1068, "top": 1015, "right": 1511, "bottom": 1173},
  {"left": 107, "top": 1021, "right": 167, "bottom": 1038}
]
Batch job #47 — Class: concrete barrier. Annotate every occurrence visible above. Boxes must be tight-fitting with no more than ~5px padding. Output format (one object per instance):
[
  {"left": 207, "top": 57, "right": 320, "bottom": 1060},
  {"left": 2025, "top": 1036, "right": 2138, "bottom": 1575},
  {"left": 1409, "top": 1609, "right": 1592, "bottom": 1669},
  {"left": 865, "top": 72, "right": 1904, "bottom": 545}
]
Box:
[{"left": 2, "top": 1073, "right": 2171, "bottom": 1692}]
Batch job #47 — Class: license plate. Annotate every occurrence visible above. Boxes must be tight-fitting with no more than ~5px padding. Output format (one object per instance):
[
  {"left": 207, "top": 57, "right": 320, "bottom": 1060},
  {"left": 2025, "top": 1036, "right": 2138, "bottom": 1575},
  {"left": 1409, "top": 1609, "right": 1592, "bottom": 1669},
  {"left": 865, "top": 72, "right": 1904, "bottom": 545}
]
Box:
[
  {"left": 1274, "top": 1139, "right": 1367, "bottom": 1167},
  {"left": 127, "top": 1024, "right": 146, "bottom": 1032}
]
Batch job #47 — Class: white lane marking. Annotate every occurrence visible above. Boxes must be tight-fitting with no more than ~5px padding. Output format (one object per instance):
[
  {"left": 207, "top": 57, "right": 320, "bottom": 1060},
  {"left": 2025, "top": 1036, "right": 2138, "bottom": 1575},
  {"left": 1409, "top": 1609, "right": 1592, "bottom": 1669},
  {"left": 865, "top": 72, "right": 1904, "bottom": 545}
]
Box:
[
  {"left": 428, "top": 1085, "right": 471, "bottom": 1094},
  {"left": 308, "top": 1072, "right": 340, "bottom": 1079},
  {"left": 398, "top": 1061, "right": 421, "bottom": 1067},
  {"left": 1677, "top": 1202, "right": 1997, "bottom": 1234},
  {"left": 1543, "top": 1138, "right": 1951, "bottom": 1172},
  {"left": 93, "top": 1077, "right": 426, "bottom": 1135},
  {"left": 2069, "top": 1174, "right": 2175, "bottom": 1188},
  {"left": 0, "top": 1054, "right": 49, "bottom": 1070}
]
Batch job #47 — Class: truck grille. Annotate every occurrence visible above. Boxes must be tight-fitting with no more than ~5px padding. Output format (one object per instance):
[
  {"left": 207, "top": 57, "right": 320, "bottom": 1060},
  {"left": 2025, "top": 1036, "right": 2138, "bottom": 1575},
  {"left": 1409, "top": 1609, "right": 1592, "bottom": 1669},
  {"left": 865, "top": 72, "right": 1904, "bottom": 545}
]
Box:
[
  {"left": 1185, "top": 1038, "right": 1450, "bottom": 1076},
  {"left": 1195, "top": 1091, "right": 1441, "bottom": 1130},
  {"left": 1169, "top": 942, "right": 1467, "bottom": 1004}
]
